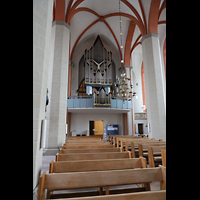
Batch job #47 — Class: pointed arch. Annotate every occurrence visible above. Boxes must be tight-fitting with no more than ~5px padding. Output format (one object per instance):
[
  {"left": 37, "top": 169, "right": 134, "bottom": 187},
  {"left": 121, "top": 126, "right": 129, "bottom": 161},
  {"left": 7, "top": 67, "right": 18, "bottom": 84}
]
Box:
[
  {"left": 148, "top": 0, "right": 161, "bottom": 33},
  {"left": 65, "top": 0, "right": 74, "bottom": 23},
  {"left": 158, "top": 0, "right": 166, "bottom": 21},
  {"left": 124, "top": 21, "right": 136, "bottom": 66},
  {"left": 130, "top": 34, "right": 142, "bottom": 54},
  {"left": 67, "top": 0, "right": 85, "bottom": 24},
  {"left": 68, "top": 7, "right": 100, "bottom": 22},
  {"left": 54, "top": 0, "right": 65, "bottom": 21},
  {"left": 70, "top": 19, "right": 100, "bottom": 60},
  {"left": 138, "top": 0, "right": 147, "bottom": 34},
  {"left": 104, "top": 12, "right": 145, "bottom": 36}
]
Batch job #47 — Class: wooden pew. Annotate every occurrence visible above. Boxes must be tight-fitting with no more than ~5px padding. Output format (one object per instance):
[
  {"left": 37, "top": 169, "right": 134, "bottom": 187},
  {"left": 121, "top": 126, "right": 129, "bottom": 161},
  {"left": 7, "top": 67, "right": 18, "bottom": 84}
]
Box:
[
  {"left": 47, "top": 190, "right": 166, "bottom": 200},
  {"left": 38, "top": 165, "right": 166, "bottom": 200},
  {"left": 49, "top": 157, "right": 147, "bottom": 173},
  {"left": 56, "top": 152, "right": 132, "bottom": 161},
  {"left": 65, "top": 140, "right": 106, "bottom": 144},
  {"left": 118, "top": 138, "right": 150, "bottom": 150},
  {"left": 62, "top": 144, "right": 114, "bottom": 149},
  {"left": 127, "top": 140, "right": 165, "bottom": 158},
  {"left": 161, "top": 149, "right": 166, "bottom": 167},
  {"left": 67, "top": 136, "right": 101, "bottom": 139},
  {"left": 112, "top": 136, "right": 143, "bottom": 147},
  {"left": 138, "top": 143, "right": 166, "bottom": 157},
  {"left": 60, "top": 147, "right": 123, "bottom": 154},
  {"left": 48, "top": 157, "right": 148, "bottom": 198},
  {"left": 66, "top": 136, "right": 101, "bottom": 142},
  {"left": 65, "top": 138, "right": 105, "bottom": 144},
  {"left": 148, "top": 146, "right": 166, "bottom": 167},
  {"left": 121, "top": 138, "right": 163, "bottom": 151},
  {"left": 63, "top": 142, "right": 111, "bottom": 146}
]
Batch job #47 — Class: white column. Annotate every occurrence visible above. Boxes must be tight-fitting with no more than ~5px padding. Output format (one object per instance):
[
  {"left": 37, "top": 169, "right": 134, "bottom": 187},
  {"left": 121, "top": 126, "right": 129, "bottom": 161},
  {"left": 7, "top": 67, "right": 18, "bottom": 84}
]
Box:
[
  {"left": 47, "top": 20, "right": 70, "bottom": 148},
  {"left": 141, "top": 33, "right": 166, "bottom": 140},
  {"left": 33, "top": 0, "right": 53, "bottom": 190}
]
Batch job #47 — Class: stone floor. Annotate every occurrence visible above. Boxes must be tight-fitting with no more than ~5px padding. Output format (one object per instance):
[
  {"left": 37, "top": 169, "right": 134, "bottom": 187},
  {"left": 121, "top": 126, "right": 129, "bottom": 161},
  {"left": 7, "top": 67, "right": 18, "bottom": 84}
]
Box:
[{"left": 36, "top": 154, "right": 160, "bottom": 199}]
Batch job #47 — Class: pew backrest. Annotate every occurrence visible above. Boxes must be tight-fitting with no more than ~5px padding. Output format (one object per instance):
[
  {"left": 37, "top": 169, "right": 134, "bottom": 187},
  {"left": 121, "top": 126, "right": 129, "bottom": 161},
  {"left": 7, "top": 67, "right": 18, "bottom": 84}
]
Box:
[
  {"left": 38, "top": 166, "right": 166, "bottom": 200},
  {"left": 138, "top": 143, "right": 166, "bottom": 157},
  {"left": 148, "top": 146, "right": 166, "bottom": 167},
  {"left": 49, "top": 157, "right": 147, "bottom": 173},
  {"left": 129, "top": 141, "right": 166, "bottom": 158},
  {"left": 63, "top": 142, "right": 111, "bottom": 146},
  {"left": 60, "top": 147, "right": 123, "bottom": 154},
  {"left": 56, "top": 152, "right": 132, "bottom": 161},
  {"left": 62, "top": 144, "right": 114, "bottom": 149}
]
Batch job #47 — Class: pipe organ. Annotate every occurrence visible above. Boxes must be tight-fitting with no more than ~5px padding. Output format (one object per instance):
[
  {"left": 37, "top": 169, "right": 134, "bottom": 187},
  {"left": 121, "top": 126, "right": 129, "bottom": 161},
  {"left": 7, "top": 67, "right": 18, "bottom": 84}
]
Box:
[{"left": 83, "top": 35, "right": 113, "bottom": 106}]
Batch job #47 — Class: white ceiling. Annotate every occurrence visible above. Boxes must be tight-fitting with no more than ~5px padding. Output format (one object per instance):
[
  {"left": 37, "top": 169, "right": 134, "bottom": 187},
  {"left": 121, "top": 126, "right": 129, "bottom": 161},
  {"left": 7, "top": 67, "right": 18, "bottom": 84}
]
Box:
[{"left": 67, "top": 0, "right": 166, "bottom": 60}]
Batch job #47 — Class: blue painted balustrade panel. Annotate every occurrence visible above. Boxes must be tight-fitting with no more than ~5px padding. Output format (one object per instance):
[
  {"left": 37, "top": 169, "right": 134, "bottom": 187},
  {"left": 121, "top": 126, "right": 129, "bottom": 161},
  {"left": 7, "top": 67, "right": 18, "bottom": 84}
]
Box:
[
  {"left": 117, "top": 99, "right": 123, "bottom": 108},
  {"left": 122, "top": 100, "right": 128, "bottom": 109},
  {"left": 68, "top": 99, "right": 74, "bottom": 108},
  {"left": 87, "top": 99, "right": 93, "bottom": 107},
  {"left": 74, "top": 99, "right": 80, "bottom": 107},
  {"left": 111, "top": 99, "right": 116, "bottom": 108},
  {"left": 80, "top": 99, "right": 86, "bottom": 107},
  {"left": 67, "top": 97, "right": 132, "bottom": 109}
]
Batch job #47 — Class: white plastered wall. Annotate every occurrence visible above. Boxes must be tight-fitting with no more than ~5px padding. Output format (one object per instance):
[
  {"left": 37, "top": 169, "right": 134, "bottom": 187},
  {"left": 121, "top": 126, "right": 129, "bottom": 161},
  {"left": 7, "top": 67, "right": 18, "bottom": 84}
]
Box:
[{"left": 71, "top": 113, "right": 123, "bottom": 135}]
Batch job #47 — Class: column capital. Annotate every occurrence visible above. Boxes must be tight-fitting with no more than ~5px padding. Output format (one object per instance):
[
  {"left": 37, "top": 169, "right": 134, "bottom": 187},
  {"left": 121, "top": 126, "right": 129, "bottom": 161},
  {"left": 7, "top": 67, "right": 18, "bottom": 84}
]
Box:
[
  {"left": 124, "top": 65, "right": 133, "bottom": 69},
  {"left": 52, "top": 20, "right": 70, "bottom": 30},
  {"left": 140, "top": 33, "right": 159, "bottom": 43},
  {"left": 119, "top": 65, "right": 133, "bottom": 71}
]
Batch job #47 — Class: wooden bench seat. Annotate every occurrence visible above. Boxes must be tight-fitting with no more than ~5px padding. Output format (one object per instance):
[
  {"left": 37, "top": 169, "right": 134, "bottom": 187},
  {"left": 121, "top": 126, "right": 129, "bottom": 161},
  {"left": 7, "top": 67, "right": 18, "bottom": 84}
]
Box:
[
  {"left": 56, "top": 152, "right": 132, "bottom": 161},
  {"left": 46, "top": 190, "right": 166, "bottom": 200},
  {"left": 50, "top": 157, "right": 147, "bottom": 173},
  {"left": 38, "top": 166, "right": 166, "bottom": 200},
  {"left": 60, "top": 147, "right": 123, "bottom": 154},
  {"left": 148, "top": 146, "right": 166, "bottom": 167}
]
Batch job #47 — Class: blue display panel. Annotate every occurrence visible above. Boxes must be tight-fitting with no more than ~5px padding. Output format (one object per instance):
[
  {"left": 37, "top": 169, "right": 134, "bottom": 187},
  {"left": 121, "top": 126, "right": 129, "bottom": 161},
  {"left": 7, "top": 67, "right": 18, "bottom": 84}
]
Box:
[{"left": 107, "top": 124, "right": 119, "bottom": 135}]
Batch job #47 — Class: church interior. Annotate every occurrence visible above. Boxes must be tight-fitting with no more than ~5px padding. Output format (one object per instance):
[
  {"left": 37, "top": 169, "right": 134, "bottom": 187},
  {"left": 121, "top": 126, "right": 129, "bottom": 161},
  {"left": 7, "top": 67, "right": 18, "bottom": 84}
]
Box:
[{"left": 33, "top": 0, "right": 166, "bottom": 199}]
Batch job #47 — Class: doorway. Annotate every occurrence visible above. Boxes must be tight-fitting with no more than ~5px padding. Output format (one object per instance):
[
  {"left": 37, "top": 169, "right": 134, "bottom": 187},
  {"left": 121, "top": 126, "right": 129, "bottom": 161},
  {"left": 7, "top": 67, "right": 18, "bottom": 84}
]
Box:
[
  {"left": 89, "top": 121, "right": 94, "bottom": 135},
  {"left": 89, "top": 120, "right": 104, "bottom": 136},
  {"left": 138, "top": 123, "right": 143, "bottom": 134}
]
